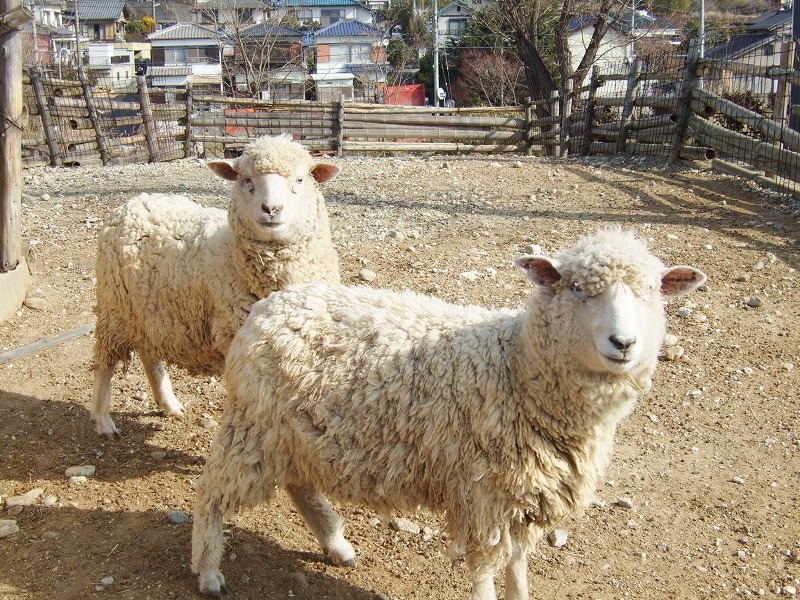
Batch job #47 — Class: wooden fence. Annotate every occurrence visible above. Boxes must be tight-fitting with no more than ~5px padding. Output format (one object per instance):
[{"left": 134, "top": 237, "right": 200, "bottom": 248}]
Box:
[{"left": 20, "top": 41, "right": 800, "bottom": 198}]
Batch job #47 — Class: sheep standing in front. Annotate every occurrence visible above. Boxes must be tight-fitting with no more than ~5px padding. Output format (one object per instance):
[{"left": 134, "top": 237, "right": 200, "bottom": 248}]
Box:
[
  {"left": 191, "top": 229, "right": 706, "bottom": 599},
  {"left": 91, "top": 135, "right": 341, "bottom": 438}
]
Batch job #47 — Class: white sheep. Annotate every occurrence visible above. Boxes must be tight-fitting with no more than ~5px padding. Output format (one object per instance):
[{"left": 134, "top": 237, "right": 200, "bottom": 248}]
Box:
[
  {"left": 91, "top": 134, "right": 341, "bottom": 438},
  {"left": 191, "top": 229, "right": 706, "bottom": 599}
]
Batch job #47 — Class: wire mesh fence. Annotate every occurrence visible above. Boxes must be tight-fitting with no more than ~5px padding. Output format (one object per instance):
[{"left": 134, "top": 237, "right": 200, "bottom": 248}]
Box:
[{"left": 19, "top": 40, "right": 800, "bottom": 197}]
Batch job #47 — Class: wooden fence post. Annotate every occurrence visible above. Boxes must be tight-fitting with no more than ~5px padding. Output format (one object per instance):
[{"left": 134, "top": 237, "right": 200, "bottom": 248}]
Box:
[
  {"left": 524, "top": 96, "right": 533, "bottom": 156},
  {"left": 137, "top": 75, "right": 158, "bottom": 162},
  {"left": 183, "top": 82, "right": 194, "bottom": 158},
  {"left": 616, "top": 58, "right": 641, "bottom": 154},
  {"left": 582, "top": 66, "right": 600, "bottom": 155},
  {"left": 30, "top": 70, "right": 62, "bottom": 167},
  {"left": 766, "top": 40, "right": 793, "bottom": 179},
  {"left": 78, "top": 68, "right": 109, "bottom": 165},
  {"left": 561, "top": 79, "right": 573, "bottom": 157},
  {"left": 336, "top": 93, "right": 345, "bottom": 157},
  {"left": 669, "top": 39, "right": 701, "bottom": 164},
  {"left": 550, "top": 90, "right": 560, "bottom": 156}
]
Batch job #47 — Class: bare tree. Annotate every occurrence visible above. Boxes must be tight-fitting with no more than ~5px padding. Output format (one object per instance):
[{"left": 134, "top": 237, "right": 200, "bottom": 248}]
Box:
[
  {"left": 196, "top": 0, "right": 308, "bottom": 99},
  {"left": 451, "top": 49, "right": 526, "bottom": 106}
]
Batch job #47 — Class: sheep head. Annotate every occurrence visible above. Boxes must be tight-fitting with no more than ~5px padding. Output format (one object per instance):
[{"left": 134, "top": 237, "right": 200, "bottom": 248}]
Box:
[
  {"left": 207, "top": 135, "right": 340, "bottom": 243},
  {"left": 516, "top": 229, "right": 706, "bottom": 376}
]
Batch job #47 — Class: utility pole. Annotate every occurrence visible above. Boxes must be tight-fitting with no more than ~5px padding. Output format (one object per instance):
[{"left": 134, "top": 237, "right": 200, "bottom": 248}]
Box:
[{"left": 432, "top": 0, "right": 439, "bottom": 107}]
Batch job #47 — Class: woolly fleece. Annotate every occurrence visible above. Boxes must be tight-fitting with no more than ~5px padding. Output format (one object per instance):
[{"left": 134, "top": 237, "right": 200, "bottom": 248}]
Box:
[{"left": 193, "top": 229, "right": 705, "bottom": 596}]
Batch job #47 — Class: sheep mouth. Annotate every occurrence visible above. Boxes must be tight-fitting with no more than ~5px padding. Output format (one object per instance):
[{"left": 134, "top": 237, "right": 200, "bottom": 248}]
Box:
[
  {"left": 602, "top": 354, "right": 636, "bottom": 370},
  {"left": 258, "top": 217, "right": 287, "bottom": 229}
]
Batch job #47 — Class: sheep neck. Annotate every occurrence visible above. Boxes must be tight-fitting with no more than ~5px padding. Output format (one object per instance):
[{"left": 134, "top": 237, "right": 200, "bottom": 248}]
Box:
[{"left": 232, "top": 234, "right": 315, "bottom": 298}]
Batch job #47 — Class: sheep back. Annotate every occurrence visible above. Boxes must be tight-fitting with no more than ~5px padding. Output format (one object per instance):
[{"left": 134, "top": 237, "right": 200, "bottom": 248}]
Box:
[{"left": 94, "top": 193, "right": 253, "bottom": 374}]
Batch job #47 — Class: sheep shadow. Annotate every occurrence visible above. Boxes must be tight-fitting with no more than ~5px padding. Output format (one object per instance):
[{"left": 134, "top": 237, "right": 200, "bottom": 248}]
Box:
[
  {"left": 0, "top": 503, "right": 376, "bottom": 600},
  {"left": 0, "top": 388, "right": 205, "bottom": 484}
]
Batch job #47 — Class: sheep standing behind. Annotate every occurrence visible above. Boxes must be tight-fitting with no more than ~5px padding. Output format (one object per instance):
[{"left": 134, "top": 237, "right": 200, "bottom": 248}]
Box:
[
  {"left": 191, "top": 229, "right": 706, "bottom": 599},
  {"left": 91, "top": 135, "right": 341, "bottom": 438}
]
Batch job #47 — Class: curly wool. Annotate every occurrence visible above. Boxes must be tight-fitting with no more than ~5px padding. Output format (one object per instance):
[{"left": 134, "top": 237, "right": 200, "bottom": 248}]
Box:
[
  {"left": 238, "top": 134, "right": 315, "bottom": 178},
  {"left": 196, "top": 232, "right": 678, "bottom": 582},
  {"left": 93, "top": 139, "right": 339, "bottom": 377}
]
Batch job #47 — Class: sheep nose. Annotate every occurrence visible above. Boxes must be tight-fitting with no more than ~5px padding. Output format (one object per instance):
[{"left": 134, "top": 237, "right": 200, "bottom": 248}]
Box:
[
  {"left": 262, "top": 203, "right": 283, "bottom": 217},
  {"left": 609, "top": 335, "right": 636, "bottom": 352}
]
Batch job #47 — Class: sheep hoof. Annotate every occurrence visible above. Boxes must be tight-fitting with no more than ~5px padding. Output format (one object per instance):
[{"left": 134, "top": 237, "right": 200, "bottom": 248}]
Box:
[
  {"left": 93, "top": 419, "right": 120, "bottom": 440},
  {"left": 325, "top": 543, "right": 357, "bottom": 568},
  {"left": 160, "top": 401, "right": 186, "bottom": 419},
  {"left": 198, "top": 571, "right": 227, "bottom": 597}
]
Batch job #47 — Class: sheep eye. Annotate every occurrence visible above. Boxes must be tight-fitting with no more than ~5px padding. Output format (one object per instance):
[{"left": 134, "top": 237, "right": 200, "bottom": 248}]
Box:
[
  {"left": 295, "top": 176, "right": 305, "bottom": 185},
  {"left": 571, "top": 283, "right": 588, "bottom": 300}
]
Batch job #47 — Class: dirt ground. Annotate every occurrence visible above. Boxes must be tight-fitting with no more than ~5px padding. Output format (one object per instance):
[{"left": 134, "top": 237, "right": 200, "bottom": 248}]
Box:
[{"left": 0, "top": 152, "right": 798, "bottom": 600}]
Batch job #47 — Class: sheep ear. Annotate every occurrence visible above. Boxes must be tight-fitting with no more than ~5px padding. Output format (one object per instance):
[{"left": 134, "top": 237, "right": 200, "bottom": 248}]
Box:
[
  {"left": 515, "top": 256, "right": 561, "bottom": 287},
  {"left": 311, "top": 163, "right": 341, "bottom": 184},
  {"left": 207, "top": 160, "right": 239, "bottom": 181},
  {"left": 660, "top": 266, "right": 707, "bottom": 297}
]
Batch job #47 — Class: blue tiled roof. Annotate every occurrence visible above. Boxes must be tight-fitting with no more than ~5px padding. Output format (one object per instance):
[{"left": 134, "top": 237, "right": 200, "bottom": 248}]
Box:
[
  {"left": 272, "top": 0, "right": 366, "bottom": 7},
  {"left": 148, "top": 22, "right": 222, "bottom": 40},
  {"left": 239, "top": 22, "right": 305, "bottom": 39},
  {"left": 315, "top": 18, "right": 380, "bottom": 38},
  {"left": 73, "top": 0, "right": 125, "bottom": 21}
]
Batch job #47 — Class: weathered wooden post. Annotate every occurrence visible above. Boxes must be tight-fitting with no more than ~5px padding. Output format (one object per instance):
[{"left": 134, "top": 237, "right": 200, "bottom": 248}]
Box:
[
  {"left": 616, "top": 58, "right": 641, "bottom": 154},
  {"left": 137, "top": 75, "right": 158, "bottom": 162},
  {"left": 669, "top": 39, "right": 701, "bottom": 164},
  {"left": 524, "top": 96, "right": 533, "bottom": 156},
  {"left": 77, "top": 67, "right": 109, "bottom": 165},
  {"left": 30, "top": 69, "right": 63, "bottom": 167},
  {"left": 766, "top": 40, "right": 793, "bottom": 180},
  {"left": 335, "top": 93, "right": 345, "bottom": 157},
  {"left": 183, "top": 82, "right": 194, "bottom": 158},
  {"left": 0, "top": 0, "right": 33, "bottom": 320},
  {"left": 582, "top": 66, "right": 600, "bottom": 155},
  {"left": 560, "top": 78, "right": 573, "bottom": 157},
  {"left": 549, "top": 90, "right": 560, "bottom": 156}
]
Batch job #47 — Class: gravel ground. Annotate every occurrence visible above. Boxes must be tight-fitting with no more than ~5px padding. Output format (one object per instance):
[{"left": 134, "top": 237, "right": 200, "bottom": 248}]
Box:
[{"left": 0, "top": 152, "right": 798, "bottom": 599}]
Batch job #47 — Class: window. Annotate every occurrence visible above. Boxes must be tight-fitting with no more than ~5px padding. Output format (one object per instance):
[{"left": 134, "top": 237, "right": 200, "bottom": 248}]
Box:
[
  {"left": 329, "top": 44, "right": 349, "bottom": 62},
  {"left": 165, "top": 47, "right": 186, "bottom": 64},
  {"left": 763, "top": 43, "right": 774, "bottom": 56},
  {"left": 350, "top": 44, "right": 371, "bottom": 62},
  {"left": 448, "top": 19, "right": 467, "bottom": 36},
  {"left": 320, "top": 9, "right": 343, "bottom": 25}
]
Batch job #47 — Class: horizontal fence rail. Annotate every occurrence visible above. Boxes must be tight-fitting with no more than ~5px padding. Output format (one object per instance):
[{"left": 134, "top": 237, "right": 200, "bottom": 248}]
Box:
[{"left": 19, "top": 39, "right": 800, "bottom": 197}]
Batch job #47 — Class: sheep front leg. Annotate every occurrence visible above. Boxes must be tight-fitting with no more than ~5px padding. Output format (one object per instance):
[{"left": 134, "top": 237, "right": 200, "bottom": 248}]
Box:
[
  {"left": 504, "top": 538, "right": 529, "bottom": 600},
  {"left": 91, "top": 362, "right": 119, "bottom": 438},
  {"left": 286, "top": 483, "right": 357, "bottom": 567},
  {"left": 138, "top": 350, "right": 185, "bottom": 418},
  {"left": 469, "top": 570, "right": 497, "bottom": 600},
  {"left": 191, "top": 480, "right": 227, "bottom": 597}
]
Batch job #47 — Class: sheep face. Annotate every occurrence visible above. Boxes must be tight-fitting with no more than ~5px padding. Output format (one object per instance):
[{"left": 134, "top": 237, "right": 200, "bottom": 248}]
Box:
[
  {"left": 207, "top": 138, "right": 339, "bottom": 244},
  {"left": 516, "top": 231, "right": 706, "bottom": 375}
]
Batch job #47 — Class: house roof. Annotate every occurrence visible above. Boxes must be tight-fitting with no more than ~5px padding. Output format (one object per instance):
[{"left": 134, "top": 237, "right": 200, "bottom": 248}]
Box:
[
  {"left": 125, "top": 1, "right": 194, "bottom": 25},
  {"left": 239, "top": 22, "right": 304, "bottom": 39},
  {"left": 194, "top": 0, "right": 265, "bottom": 8},
  {"left": 570, "top": 8, "right": 675, "bottom": 36},
  {"left": 148, "top": 22, "right": 221, "bottom": 40},
  {"left": 749, "top": 7, "right": 792, "bottom": 31},
  {"left": 148, "top": 65, "right": 192, "bottom": 76},
  {"left": 437, "top": 0, "right": 485, "bottom": 18},
  {"left": 71, "top": 0, "right": 126, "bottom": 21},
  {"left": 272, "top": 0, "right": 368, "bottom": 7},
  {"left": 314, "top": 18, "right": 380, "bottom": 38},
  {"left": 706, "top": 8, "right": 791, "bottom": 60}
]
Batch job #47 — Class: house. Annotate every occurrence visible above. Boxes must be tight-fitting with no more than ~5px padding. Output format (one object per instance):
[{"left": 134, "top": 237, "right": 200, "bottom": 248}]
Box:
[
  {"left": 85, "top": 42, "right": 135, "bottom": 87},
  {"left": 705, "top": 6, "right": 793, "bottom": 97},
  {"left": 230, "top": 22, "right": 307, "bottom": 100},
  {"left": 124, "top": 0, "right": 194, "bottom": 32},
  {"left": 436, "top": 0, "right": 488, "bottom": 40},
  {"left": 192, "top": 0, "right": 268, "bottom": 28},
  {"left": 147, "top": 22, "right": 225, "bottom": 90},
  {"left": 65, "top": 0, "right": 127, "bottom": 42},
  {"left": 269, "top": 0, "right": 374, "bottom": 28},
  {"left": 312, "top": 18, "right": 388, "bottom": 102},
  {"left": 22, "top": 0, "right": 75, "bottom": 67},
  {"left": 568, "top": 8, "right": 679, "bottom": 92}
]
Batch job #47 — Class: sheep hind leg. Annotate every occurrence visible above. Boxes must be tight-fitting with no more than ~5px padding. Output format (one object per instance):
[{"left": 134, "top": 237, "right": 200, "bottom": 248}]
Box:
[
  {"left": 91, "top": 361, "right": 119, "bottom": 439},
  {"left": 138, "top": 350, "right": 184, "bottom": 418},
  {"left": 286, "top": 483, "right": 357, "bottom": 567},
  {"left": 191, "top": 484, "right": 227, "bottom": 598}
]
